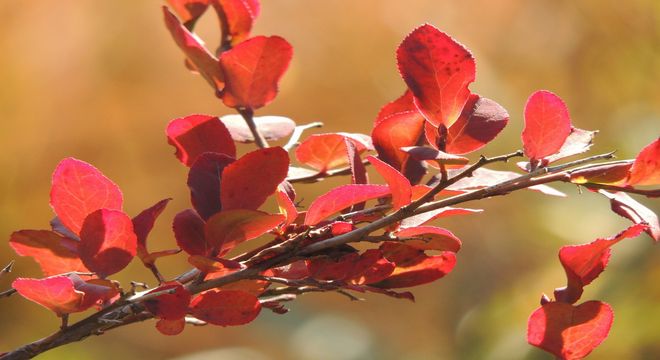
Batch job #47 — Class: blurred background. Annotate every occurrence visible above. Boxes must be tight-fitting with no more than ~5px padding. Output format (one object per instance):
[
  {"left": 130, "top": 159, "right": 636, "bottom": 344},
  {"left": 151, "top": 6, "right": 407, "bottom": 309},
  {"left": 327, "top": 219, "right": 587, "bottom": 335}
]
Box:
[{"left": 0, "top": 0, "right": 659, "bottom": 359}]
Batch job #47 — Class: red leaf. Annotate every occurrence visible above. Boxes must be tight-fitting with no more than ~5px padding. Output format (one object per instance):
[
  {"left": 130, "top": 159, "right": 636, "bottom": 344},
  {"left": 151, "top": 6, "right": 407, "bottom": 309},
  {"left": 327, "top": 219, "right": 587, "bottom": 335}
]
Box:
[
  {"left": 9, "top": 230, "right": 88, "bottom": 276},
  {"left": 446, "top": 168, "right": 566, "bottom": 197},
  {"left": 348, "top": 249, "right": 395, "bottom": 285},
  {"left": 374, "top": 243, "right": 456, "bottom": 288},
  {"left": 394, "top": 226, "right": 462, "bottom": 252},
  {"left": 599, "top": 190, "right": 659, "bottom": 242},
  {"left": 439, "top": 94, "right": 509, "bottom": 154},
  {"left": 144, "top": 282, "right": 191, "bottom": 320},
  {"left": 163, "top": 6, "right": 224, "bottom": 91},
  {"left": 569, "top": 162, "right": 632, "bottom": 186},
  {"left": 188, "top": 153, "right": 235, "bottom": 219},
  {"left": 367, "top": 156, "right": 412, "bottom": 210},
  {"left": 219, "top": 35, "right": 293, "bottom": 109},
  {"left": 156, "top": 318, "right": 186, "bottom": 336},
  {"left": 375, "top": 90, "right": 417, "bottom": 125},
  {"left": 215, "top": 0, "right": 260, "bottom": 46},
  {"left": 190, "top": 290, "right": 261, "bottom": 326},
  {"left": 173, "top": 209, "right": 209, "bottom": 256},
  {"left": 166, "top": 0, "right": 211, "bottom": 28},
  {"left": 50, "top": 158, "right": 123, "bottom": 236},
  {"left": 555, "top": 224, "right": 647, "bottom": 304},
  {"left": 304, "top": 184, "right": 390, "bottom": 225},
  {"left": 397, "top": 24, "right": 476, "bottom": 128},
  {"left": 205, "top": 209, "right": 284, "bottom": 255},
  {"left": 188, "top": 255, "right": 242, "bottom": 273},
  {"left": 346, "top": 139, "right": 368, "bottom": 185},
  {"left": 275, "top": 185, "right": 298, "bottom": 228},
  {"left": 527, "top": 301, "right": 613, "bottom": 360},
  {"left": 221, "top": 147, "right": 289, "bottom": 211},
  {"left": 372, "top": 111, "right": 426, "bottom": 184},
  {"left": 627, "top": 137, "right": 660, "bottom": 186},
  {"left": 308, "top": 253, "right": 357, "bottom": 281},
  {"left": 220, "top": 114, "right": 295, "bottom": 143},
  {"left": 522, "top": 90, "right": 572, "bottom": 161},
  {"left": 296, "top": 133, "right": 372, "bottom": 172},
  {"left": 133, "top": 199, "right": 172, "bottom": 261},
  {"left": 268, "top": 260, "right": 309, "bottom": 280},
  {"left": 79, "top": 209, "right": 137, "bottom": 278},
  {"left": 330, "top": 221, "right": 355, "bottom": 236},
  {"left": 166, "top": 114, "right": 236, "bottom": 167},
  {"left": 400, "top": 207, "right": 482, "bottom": 228}
]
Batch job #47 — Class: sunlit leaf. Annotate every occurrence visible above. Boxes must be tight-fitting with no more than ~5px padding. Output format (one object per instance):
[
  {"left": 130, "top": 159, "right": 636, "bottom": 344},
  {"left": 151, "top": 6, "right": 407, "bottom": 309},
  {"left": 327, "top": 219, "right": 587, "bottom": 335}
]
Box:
[
  {"left": 166, "top": 114, "right": 236, "bottom": 167},
  {"left": 190, "top": 290, "right": 261, "bottom": 326},
  {"left": 522, "top": 90, "right": 572, "bottom": 161},
  {"left": 304, "top": 184, "right": 390, "bottom": 225},
  {"left": 205, "top": 209, "right": 284, "bottom": 255},
  {"left": 9, "top": 230, "right": 88, "bottom": 276},
  {"left": 79, "top": 209, "right": 137, "bottom": 278}
]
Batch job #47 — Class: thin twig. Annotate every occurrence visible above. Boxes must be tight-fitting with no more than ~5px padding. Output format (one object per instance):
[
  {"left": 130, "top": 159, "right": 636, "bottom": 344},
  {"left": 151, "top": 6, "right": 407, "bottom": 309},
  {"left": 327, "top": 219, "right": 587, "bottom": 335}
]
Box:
[
  {"left": 283, "top": 122, "right": 324, "bottom": 151},
  {"left": 238, "top": 108, "right": 269, "bottom": 149}
]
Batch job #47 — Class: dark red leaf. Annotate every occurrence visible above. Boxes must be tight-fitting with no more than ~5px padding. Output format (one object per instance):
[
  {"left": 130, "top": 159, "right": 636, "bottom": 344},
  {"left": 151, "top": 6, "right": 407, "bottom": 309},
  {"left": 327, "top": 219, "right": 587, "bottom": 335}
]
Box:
[
  {"left": 79, "top": 209, "right": 137, "bottom": 278},
  {"left": 221, "top": 147, "right": 289, "bottom": 211},
  {"left": 214, "top": 0, "right": 260, "bottom": 46},
  {"left": 144, "top": 282, "right": 191, "bottom": 320},
  {"left": 367, "top": 156, "right": 412, "bottom": 210},
  {"left": 50, "top": 158, "right": 123, "bottom": 236},
  {"left": 308, "top": 253, "right": 358, "bottom": 281},
  {"left": 599, "top": 190, "right": 659, "bottom": 242},
  {"left": 627, "top": 137, "right": 660, "bottom": 186},
  {"left": 220, "top": 114, "right": 295, "bottom": 143},
  {"left": 166, "top": 114, "right": 236, "bottom": 167},
  {"left": 330, "top": 221, "right": 355, "bottom": 236},
  {"left": 190, "top": 290, "right": 261, "bottom": 326},
  {"left": 346, "top": 139, "right": 368, "bottom": 185},
  {"left": 188, "top": 153, "right": 235, "bottom": 219},
  {"left": 156, "top": 318, "right": 186, "bottom": 335},
  {"left": 9, "top": 230, "right": 88, "bottom": 276},
  {"left": 173, "top": 209, "right": 209, "bottom": 256},
  {"left": 522, "top": 90, "right": 572, "bottom": 161},
  {"left": 394, "top": 226, "right": 461, "bottom": 252},
  {"left": 219, "top": 35, "right": 293, "bottom": 109},
  {"left": 527, "top": 301, "right": 613, "bottom": 360},
  {"left": 163, "top": 6, "right": 224, "bottom": 91},
  {"left": 205, "top": 209, "right": 284, "bottom": 255},
  {"left": 296, "top": 133, "right": 372, "bottom": 172},
  {"left": 304, "top": 184, "right": 390, "bottom": 225},
  {"left": 397, "top": 24, "right": 476, "bottom": 128},
  {"left": 133, "top": 199, "right": 172, "bottom": 260}
]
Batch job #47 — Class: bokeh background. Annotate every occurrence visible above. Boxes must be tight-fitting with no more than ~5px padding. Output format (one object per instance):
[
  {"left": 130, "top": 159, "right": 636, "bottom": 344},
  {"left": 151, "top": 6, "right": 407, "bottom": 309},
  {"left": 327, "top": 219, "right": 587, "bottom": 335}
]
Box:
[{"left": 1, "top": 1, "right": 659, "bottom": 359}]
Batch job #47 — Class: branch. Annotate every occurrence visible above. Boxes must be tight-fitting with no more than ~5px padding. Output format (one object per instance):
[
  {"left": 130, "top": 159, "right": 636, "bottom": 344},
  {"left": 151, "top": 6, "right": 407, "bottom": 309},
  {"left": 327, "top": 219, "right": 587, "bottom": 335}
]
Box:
[{"left": 238, "top": 108, "right": 269, "bottom": 149}]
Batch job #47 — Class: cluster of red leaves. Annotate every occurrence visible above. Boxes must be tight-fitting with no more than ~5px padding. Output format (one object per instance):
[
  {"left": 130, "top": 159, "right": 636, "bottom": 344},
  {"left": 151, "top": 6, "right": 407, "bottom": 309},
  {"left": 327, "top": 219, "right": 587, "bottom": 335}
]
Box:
[{"left": 5, "top": 2, "right": 659, "bottom": 359}]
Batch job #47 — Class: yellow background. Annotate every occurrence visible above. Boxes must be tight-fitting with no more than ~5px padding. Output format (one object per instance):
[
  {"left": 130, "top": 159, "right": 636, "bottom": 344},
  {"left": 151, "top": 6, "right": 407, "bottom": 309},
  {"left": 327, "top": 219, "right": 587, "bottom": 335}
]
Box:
[{"left": 0, "top": 1, "right": 659, "bottom": 359}]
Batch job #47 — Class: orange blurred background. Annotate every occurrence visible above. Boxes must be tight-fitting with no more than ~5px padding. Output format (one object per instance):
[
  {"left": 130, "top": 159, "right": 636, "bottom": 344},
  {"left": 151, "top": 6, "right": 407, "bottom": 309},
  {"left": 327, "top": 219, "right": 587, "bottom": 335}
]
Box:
[{"left": 1, "top": 1, "right": 659, "bottom": 359}]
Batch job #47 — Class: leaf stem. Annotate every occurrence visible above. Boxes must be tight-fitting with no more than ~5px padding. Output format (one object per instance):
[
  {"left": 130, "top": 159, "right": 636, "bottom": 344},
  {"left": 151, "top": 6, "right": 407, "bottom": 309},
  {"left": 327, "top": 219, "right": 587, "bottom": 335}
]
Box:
[{"left": 238, "top": 108, "right": 270, "bottom": 149}]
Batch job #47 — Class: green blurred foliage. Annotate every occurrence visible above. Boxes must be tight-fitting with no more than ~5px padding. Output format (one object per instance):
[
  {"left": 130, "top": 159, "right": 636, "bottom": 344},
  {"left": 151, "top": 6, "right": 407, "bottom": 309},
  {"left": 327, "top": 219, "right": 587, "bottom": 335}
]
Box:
[{"left": 0, "top": 1, "right": 658, "bottom": 359}]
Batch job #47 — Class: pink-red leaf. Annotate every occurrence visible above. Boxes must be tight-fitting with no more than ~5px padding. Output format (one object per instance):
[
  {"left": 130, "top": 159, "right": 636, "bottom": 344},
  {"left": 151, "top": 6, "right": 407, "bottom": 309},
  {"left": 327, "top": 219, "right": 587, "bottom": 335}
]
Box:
[
  {"left": 275, "top": 185, "right": 298, "bottom": 228},
  {"left": 79, "top": 209, "right": 137, "bottom": 278},
  {"left": 394, "top": 226, "right": 461, "bottom": 252},
  {"left": 190, "top": 290, "right": 261, "bottom": 326},
  {"left": 166, "top": 114, "right": 236, "bottom": 167},
  {"left": 397, "top": 24, "right": 476, "bottom": 128},
  {"left": 372, "top": 111, "right": 426, "bottom": 174},
  {"left": 367, "top": 156, "right": 412, "bottom": 210},
  {"left": 9, "top": 230, "right": 88, "bottom": 276},
  {"left": 599, "top": 190, "right": 659, "bottom": 242},
  {"left": 205, "top": 209, "right": 284, "bottom": 255},
  {"left": 527, "top": 301, "right": 613, "bottom": 360},
  {"left": 188, "top": 153, "right": 235, "bottom": 220},
  {"left": 50, "top": 158, "right": 123, "bottom": 236},
  {"left": 374, "top": 243, "right": 456, "bottom": 288},
  {"left": 156, "top": 318, "right": 186, "bottom": 336},
  {"left": 522, "top": 90, "right": 572, "bottom": 161},
  {"left": 221, "top": 147, "right": 289, "bottom": 211},
  {"left": 627, "top": 137, "right": 660, "bottom": 186},
  {"left": 375, "top": 90, "right": 417, "bottom": 125},
  {"left": 133, "top": 198, "right": 172, "bottom": 260},
  {"left": 296, "top": 133, "right": 373, "bottom": 172},
  {"left": 304, "top": 184, "right": 390, "bottom": 225},
  {"left": 220, "top": 114, "right": 295, "bottom": 143},
  {"left": 173, "top": 209, "right": 209, "bottom": 256},
  {"left": 219, "top": 35, "right": 293, "bottom": 109},
  {"left": 144, "top": 282, "right": 191, "bottom": 320}
]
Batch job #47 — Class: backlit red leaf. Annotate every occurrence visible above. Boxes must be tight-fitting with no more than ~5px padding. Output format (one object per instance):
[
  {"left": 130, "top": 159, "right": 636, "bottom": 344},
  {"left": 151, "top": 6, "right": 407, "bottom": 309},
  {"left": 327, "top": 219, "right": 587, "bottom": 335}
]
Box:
[
  {"left": 166, "top": 0, "right": 211, "bottom": 28},
  {"left": 275, "top": 185, "right": 298, "bottom": 228},
  {"left": 372, "top": 111, "right": 426, "bottom": 184},
  {"left": 308, "top": 253, "right": 357, "bottom": 281},
  {"left": 522, "top": 90, "right": 572, "bottom": 161},
  {"left": 527, "top": 301, "right": 613, "bottom": 360},
  {"left": 304, "top": 184, "right": 390, "bottom": 225},
  {"left": 367, "top": 156, "right": 412, "bottom": 210},
  {"left": 219, "top": 35, "right": 293, "bottom": 109},
  {"left": 163, "top": 6, "right": 224, "bottom": 91},
  {"left": 394, "top": 226, "right": 461, "bottom": 252},
  {"left": 205, "top": 209, "right": 284, "bottom": 255},
  {"left": 173, "top": 209, "right": 209, "bottom": 256},
  {"left": 348, "top": 250, "right": 395, "bottom": 285},
  {"left": 215, "top": 0, "right": 260, "bottom": 46},
  {"left": 627, "top": 137, "right": 660, "bottom": 186},
  {"left": 296, "top": 133, "right": 372, "bottom": 172},
  {"left": 220, "top": 114, "right": 295, "bottom": 143},
  {"left": 397, "top": 24, "right": 476, "bottom": 128},
  {"left": 79, "top": 209, "right": 137, "bottom": 278},
  {"left": 221, "top": 147, "right": 289, "bottom": 210},
  {"left": 156, "top": 318, "right": 186, "bottom": 336},
  {"left": 50, "top": 158, "right": 123, "bottom": 236},
  {"left": 166, "top": 114, "right": 236, "bottom": 166},
  {"left": 133, "top": 198, "right": 171, "bottom": 260},
  {"left": 599, "top": 190, "right": 659, "bottom": 242},
  {"left": 375, "top": 243, "right": 456, "bottom": 288},
  {"left": 9, "top": 230, "right": 88, "bottom": 276},
  {"left": 569, "top": 162, "right": 632, "bottom": 186},
  {"left": 188, "top": 153, "right": 235, "bottom": 219},
  {"left": 190, "top": 290, "right": 261, "bottom": 326},
  {"left": 375, "top": 90, "right": 417, "bottom": 125},
  {"left": 144, "top": 282, "right": 191, "bottom": 320}
]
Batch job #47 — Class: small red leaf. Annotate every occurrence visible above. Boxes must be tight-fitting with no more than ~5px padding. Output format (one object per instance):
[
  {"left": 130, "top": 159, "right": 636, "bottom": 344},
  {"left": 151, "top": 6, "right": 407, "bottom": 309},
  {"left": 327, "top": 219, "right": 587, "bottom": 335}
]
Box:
[
  {"left": 348, "top": 250, "right": 395, "bottom": 285},
  {"left": 190, "top": 290, "right": 261, "bottom": 326},
  {"left": 569, "top": 162, "right": 632, "bottom": 186},
  {"left": 527, "top": 301, "right": 613, "bottom": 360},
  {"left": 296, "top": 133, "right": 373, "bottom": 172},
  {"left": 308, "top": 253, "right": 357, "bottom": 281},
  {"left": 188, "top": 153, "right": 235, "bottom": 220},
  {"left": 346, "top": 139, "right": 368, "bottom": 185},
  {"left": 166, "top": 0, "right": 211, "bottom": 28},
  {"left": 156, "top": 318, "right": 186, "bottom": 336},
  {"left": 205, "top": 209, "right": 284, "bottom": 255},
  {"left": 372, "top": 111, "right": 426, "bottom": 184},
  {"left": 166, "top": 114, "right": 236, "bottom": 166},
  {"left": 394, "top": 226, "right": 462, "bottom": 252},
  {"left": 173, "top": 209, "right": 209, "bottom": 256},
  {"left": 397, "top": 24, "right": 476, "bottom": 128},
  {"left": 367, "top": 156, "right": 412, "bottom": 210},
  {"left": 215, "top": 0, "right": 260, "bottom": 46},
  {"left": 163, "top": 6, "right": 224, "bottom": 91},
  {"left": 220, "top": 114, "right": 295, "bottom": 143},
  {"left": 221, "top": 147, "right": 289, "bottom": 211},
  {"left": 79, "top": 209, "right": 137, "bottom": 278},
  {"left": 627, "top": 137, "right": 660, "bottom": 186},
  {"left": 522, "top": 90, "right": 572, "bottom": 161},
  {"left": 50, "top": 158, "right": 123, "bottom": 236},
  {"left": 133, "top": 199, "right": 171, "bottom": 261},
  {"left": 9, "top": 230, "right": 88, "bottom": 276},
  {"left": 275, "top": 185, "right": 298, "bottom": 228},
  {"left": 304, "top": 184, "right": 390, "bottom": 225},
  {"left": 144, "top": 282, "right": 191, "bottom": 320},
  {"left": 219, "top": 35, "right": 293, "bottom": 109},
  {"left": 599, "top": 190, "right": 659, "bottom": 242},
  {"left": 374, "top": 243, "right": 456, "bottom": 288},
  {"left": 375, "top": 90, "right": 417, "bottom": 125}
]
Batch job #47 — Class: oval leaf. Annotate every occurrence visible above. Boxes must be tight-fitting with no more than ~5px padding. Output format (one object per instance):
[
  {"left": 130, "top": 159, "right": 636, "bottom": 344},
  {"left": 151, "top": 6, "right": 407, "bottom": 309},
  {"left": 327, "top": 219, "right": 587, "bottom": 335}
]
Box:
[
  {"left": 522, "top": 90, "right": 572, "bottom": 160},
  {"left": 79, "top": 209, "right": 137, "bottom": 278},
  {"left": 442, "top": 95, "right": 509, "bottom": 154},
  {"left": 188, "top": 153, "right": 235, "bottom": 219},
  {"left": 205, "top": 209, "right": 284, "bottom": 255},
  {"left": 173, "top": 209, "right": 210, "bottom": 256},
  {"left": 166, "top": 114, "right": 236, "bottom": 166},
  {"left": 304, "top": 184, "right": 390, "bottom": 226},
  {"left": 627, "top": 137, "right": 660, "bottom": 186},
  {"left": 215, "top": 0, "right": 260, "bottom": 46},
  {"left": 190, "top": 290, "right": 261, "bottom": 326},
  {"left": 9, "top": 230, "right": 88, "bottom": 276},
  {"left": 395, "top": 226, "right": 462, "bottom": 252},
  {"left": 296, "top": 133, "right": 373, "bottom": 172}
]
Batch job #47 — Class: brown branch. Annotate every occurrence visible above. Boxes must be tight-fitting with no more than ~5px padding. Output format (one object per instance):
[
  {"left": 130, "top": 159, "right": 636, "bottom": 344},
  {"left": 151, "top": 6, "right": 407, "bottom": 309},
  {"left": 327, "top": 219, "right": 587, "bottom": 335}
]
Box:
[{"left": 238, "top": 108, "right": 270, "bottom": 149}]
